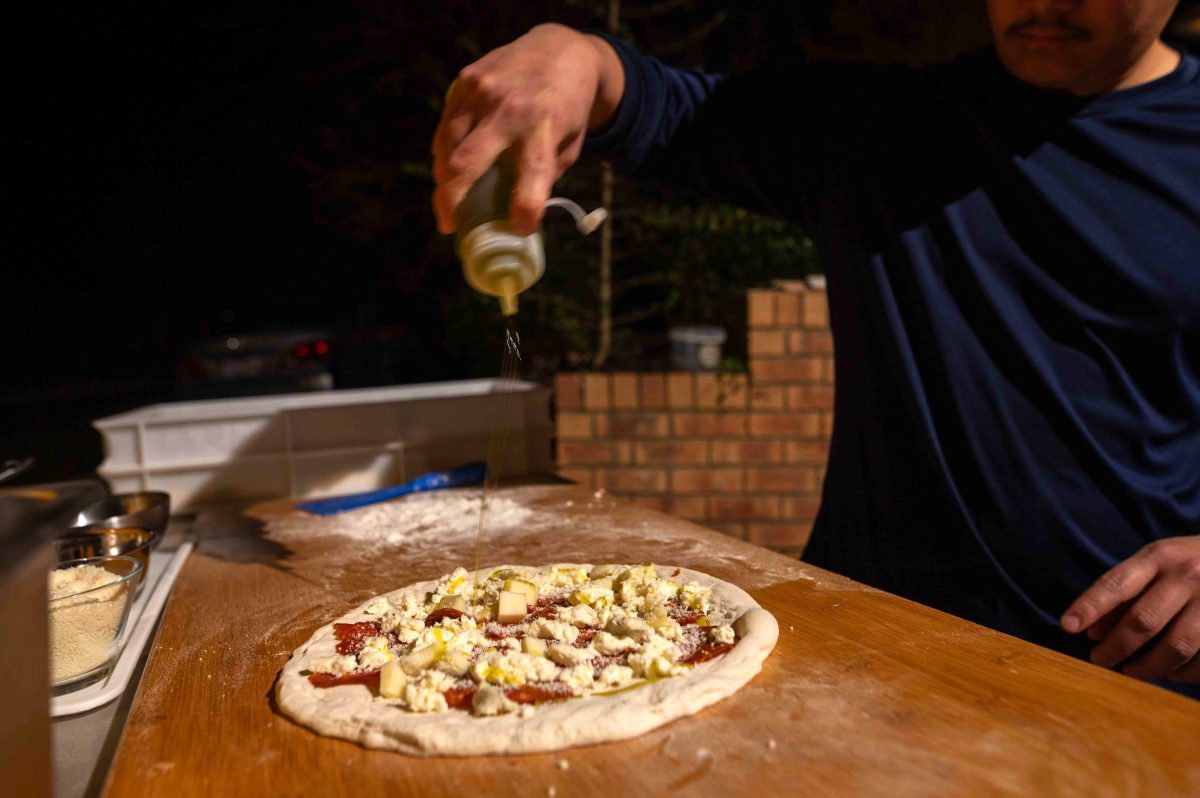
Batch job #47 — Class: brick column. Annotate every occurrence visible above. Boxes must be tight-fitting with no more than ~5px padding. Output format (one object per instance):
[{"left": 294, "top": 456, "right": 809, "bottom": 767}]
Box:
[{"left": 554, "top": 281, "right": 832, "bottom": 557}]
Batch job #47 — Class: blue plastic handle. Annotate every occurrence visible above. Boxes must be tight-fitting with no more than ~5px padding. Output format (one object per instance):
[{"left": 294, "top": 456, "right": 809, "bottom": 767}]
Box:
[{"left": 296, "top": 462, "right": 488, "bottom": 516}]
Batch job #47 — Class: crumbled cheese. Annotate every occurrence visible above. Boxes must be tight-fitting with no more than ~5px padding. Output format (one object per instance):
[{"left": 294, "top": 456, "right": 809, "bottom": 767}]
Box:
[
  {"left": 364, "top": 597, "right": 391, "bottom": 616},
  {"left": 547, "top": 643, "right": 595, "bottom": 667},
  {"left": 404, "top": 671, "right": 453, "bottom": 713},
  {"left": 605, "top": 615, "right": 652, "bottom": 643},
  {"left": 615, "top": 574, "right": 678, "bottom": 614},
  {"left": 569, "top": 584, "right": 614, "bottom": 609},
  {"left": 711, "top": 624, "right": 736, "bottom": 645},
  {"left": 388, "top": 591, "right": 423, "bottom": 616},
  {"left": 472, "top": 651, "right": 559, "bottom": 686},
  {"left": 560, "top": 663, "right": 596, "bottom": 694},
  {"left": 472, "top": 683, "right": 518, "bottom": 716},
  {"left": 555, "top": 604, "right": 599, "bottom": 628},
  {"left": 525, "top": 618, "right": 580, "bottom": 644},
  {"left": 592, "top": 631, "right": 638, "bottom": 656},
  {"left": 357, "top": 636, "right": 394, "bottom": 670},
  {"left": 308, "top": 654, "right": 358, "bottom": 676},
  {"left": 384, "top": 615, "right": 426, "bottom": 644},
  {"left": 678, "top": 581, "right": 711, "bottom": 613},
  {"left": 597, "top": 664, "right": 635, "bottom": 688},
  {"left": 644, "top": 603, "right": 683, "bottom": 640},
  {"left": 627, "top": 634, "right": 684, "bottom": 679}
]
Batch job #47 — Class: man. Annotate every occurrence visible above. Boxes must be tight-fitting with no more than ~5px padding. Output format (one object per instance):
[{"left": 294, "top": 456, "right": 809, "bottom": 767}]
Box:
[{"left": 431, "top": 1, "right": 1200, "bottom": 697}]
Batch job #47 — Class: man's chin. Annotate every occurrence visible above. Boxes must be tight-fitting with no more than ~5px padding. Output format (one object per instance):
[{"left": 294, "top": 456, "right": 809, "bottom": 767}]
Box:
[{"left": 996, "top": 49, "right": 1093, "bottom": 93}]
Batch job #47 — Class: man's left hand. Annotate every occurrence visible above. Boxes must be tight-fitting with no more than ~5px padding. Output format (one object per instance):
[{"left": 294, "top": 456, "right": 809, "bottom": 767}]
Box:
[{"left": 1061, "top": 535, "right": 1200, "bottom": 683}]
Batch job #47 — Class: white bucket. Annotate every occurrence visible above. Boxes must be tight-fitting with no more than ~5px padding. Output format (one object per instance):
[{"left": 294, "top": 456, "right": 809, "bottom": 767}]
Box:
[{"left": 668, "top": 326, "right": 727, "bottom": 371}]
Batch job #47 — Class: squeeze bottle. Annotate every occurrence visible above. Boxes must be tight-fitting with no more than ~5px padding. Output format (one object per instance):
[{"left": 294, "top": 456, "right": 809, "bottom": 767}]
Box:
[{"left": 454, "top": 158, "right": 606, "bottom": 316}]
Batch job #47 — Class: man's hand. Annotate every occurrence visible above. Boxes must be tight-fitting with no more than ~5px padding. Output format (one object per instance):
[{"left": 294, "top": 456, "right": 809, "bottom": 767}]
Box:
[
  {"left": 1061, "top": 535, "right": 1200, "bottom": 682},
  {"left": 431, "top": 24, "right": 624, "bottom": 236}
]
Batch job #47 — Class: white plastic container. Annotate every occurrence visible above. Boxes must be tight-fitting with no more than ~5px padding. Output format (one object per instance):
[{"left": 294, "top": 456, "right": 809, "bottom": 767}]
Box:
[
  {"left": 93, "top": 380, "right": 553, "bottom": 511},
  {"left": 669, "top": 326, "right": 728, "bottom": 371}
]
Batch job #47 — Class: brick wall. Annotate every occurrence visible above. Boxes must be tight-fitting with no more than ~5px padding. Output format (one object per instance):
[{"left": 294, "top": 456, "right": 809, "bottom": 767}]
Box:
[{"left": 554, "top": 282, "right": 833, "bottom": 556}]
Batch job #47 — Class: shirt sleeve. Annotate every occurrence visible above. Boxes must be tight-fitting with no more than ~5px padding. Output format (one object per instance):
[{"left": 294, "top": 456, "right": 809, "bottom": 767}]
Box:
[{"left": 583, "top": 32, "right": 918, "bottom": 226}]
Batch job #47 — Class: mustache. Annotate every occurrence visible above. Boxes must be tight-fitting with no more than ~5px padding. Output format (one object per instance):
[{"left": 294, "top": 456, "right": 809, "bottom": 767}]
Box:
[{"left": 1006, "top": 17, "right": 1091, "bottom": 39}]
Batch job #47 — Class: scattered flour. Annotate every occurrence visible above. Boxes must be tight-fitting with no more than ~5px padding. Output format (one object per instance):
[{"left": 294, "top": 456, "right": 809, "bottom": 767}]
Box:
[
  {"left": 267, "top": 491, "right": 533, "bottom": 551},
  {"left": 48, "top": 564, "right": 131, "bottom": 683}
]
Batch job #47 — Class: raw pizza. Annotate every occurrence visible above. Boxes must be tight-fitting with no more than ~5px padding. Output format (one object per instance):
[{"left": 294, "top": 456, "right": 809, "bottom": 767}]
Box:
[{"left": 276, "top": 563, "right": 778, "bottom": 756}]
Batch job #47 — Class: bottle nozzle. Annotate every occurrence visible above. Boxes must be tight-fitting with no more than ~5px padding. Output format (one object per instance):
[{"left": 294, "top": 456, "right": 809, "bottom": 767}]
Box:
[
  {"left": 544, "top": 197, "right": 608, "bottom": 236},
  {"left": 496, "top": 275, "right": 519, "bottom": 316}
]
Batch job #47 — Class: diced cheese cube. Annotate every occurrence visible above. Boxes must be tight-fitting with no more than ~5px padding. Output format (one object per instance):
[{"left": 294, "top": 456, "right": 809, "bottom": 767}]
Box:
[
  {"left": 588, "top": 564, "right": 622, "bottom": 580},
  {"left": 503, "top": 578, "right": 538, "bottom": 606},
  {"left": 437, "top": 594, "right": 468, "bottom": 613},
  {"left": 496, "top": 590, "right": 527, "bottom": 624},
  {"left": 400, "top": 644, "right": 440, "bottom": 675},
  {"left": 379, "top": 659, "right": 408, "bottom": 698}
]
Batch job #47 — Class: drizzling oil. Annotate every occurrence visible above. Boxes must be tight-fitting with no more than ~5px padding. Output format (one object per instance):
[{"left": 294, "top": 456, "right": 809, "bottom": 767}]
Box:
[{"left": 473, "top": 317, "right": 522, "bottom": 594}]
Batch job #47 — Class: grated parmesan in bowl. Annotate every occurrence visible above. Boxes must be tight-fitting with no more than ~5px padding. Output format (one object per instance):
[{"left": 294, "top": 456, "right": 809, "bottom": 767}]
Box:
[{"left": 49, "top": 556, "right": 143, "bottom": 689}]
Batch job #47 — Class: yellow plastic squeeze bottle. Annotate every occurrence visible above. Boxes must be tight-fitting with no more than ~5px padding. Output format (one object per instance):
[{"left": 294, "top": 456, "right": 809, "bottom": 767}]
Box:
[{"left": 454, "top": 156, "right": 607, "bottom": 317}]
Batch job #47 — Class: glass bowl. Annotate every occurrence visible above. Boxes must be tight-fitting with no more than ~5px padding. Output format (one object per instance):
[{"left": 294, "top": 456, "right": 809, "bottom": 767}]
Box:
[{"left": 48, "top": 556, "right": 143, "bottom": 691}]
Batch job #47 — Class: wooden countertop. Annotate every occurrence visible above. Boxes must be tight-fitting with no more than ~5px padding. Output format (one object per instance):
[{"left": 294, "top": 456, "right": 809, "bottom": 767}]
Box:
[{"left": 103, "top": 484, "right": 1199, "bottom": 797}]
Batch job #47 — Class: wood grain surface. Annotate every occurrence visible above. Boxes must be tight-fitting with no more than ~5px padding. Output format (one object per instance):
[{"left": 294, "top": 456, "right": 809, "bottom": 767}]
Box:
[{"left": 103, "top": 484, "right": 1199, "bottom": 797}]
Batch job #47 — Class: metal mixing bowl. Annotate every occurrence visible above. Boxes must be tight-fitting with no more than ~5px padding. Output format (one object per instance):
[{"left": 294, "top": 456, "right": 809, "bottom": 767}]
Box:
[
  {"left": 71, "top": 492, "right": 170, "bottom": 544},
  {"left": 54, "top": 527, "right": 155, "bottom": 589}
]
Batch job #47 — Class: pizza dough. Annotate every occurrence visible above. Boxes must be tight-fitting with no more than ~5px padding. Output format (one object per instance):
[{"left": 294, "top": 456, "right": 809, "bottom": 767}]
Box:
[{"left": 276, "top": 563, "right": 778, "bottom": 756}]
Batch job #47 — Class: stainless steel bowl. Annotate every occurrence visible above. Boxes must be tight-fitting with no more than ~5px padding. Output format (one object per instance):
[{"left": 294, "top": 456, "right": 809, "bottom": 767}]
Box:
[
  {"left": 54, "top": 527, "right": 155, "bottom": 589},
  {"left": 71, "top": 492, "right": 170, "bottom": 543}
]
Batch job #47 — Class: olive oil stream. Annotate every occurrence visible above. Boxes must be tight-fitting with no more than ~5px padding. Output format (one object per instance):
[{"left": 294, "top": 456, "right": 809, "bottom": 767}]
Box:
[{"left": 473, "top": 318, "right": 522, "bottom": 594}]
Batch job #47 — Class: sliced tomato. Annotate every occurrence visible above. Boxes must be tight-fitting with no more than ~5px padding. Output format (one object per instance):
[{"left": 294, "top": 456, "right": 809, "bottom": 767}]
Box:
[
  {"left": 308, "top": 670, "right": 381, "bottom": 689},
  {"left": 505, "top": 683, "right": 572, "bottom": 704},
  {"left": 333, "top": 621, "right": 382, "bottom": 655},
  {"left": 424, "top": 608, "right": 465, "bottom": 626},
  {"left": 680, "top": 641, "right": 735, "bottom": 664},
  {"left": 443, "top": 686, "right": 476, "bottom": 709}
]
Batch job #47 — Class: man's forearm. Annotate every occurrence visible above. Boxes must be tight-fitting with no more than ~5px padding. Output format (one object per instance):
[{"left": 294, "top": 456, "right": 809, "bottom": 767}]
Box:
[{"left": 584, "top": 33, "right": 625, "bottom": 132}]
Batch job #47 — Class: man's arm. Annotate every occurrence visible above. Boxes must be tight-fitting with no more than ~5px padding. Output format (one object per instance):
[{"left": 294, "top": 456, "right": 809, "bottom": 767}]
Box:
[
  {"left": 431, "top": 25, "right": 880, "bottom": 234},
  {"left": 431, "top": 24, "right": 625, "bottom": 236}
]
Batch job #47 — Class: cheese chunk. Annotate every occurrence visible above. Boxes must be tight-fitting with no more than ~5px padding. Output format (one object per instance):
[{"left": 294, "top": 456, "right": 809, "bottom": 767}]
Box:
[
  {"left": 472, "top": 683, "right": 518, "bottom": 716},
  {"left": 357, "top": 636, "right": 394, "bottom": 670},
  {"left": 525, "top": 618, "right": 580, "bottom": 644},
  {"left": 627, "top": 635, "right": 684, "bottom": 679},
  {"left": 593, "top": 631, "right": 638, "bottom": 656},
  {"left": 711, "top": 624, "right": 736, "bottom": 644},
  {"left": 472, "top": 651, "right": 559, "bottom": 687},
  {"left": 555, "top": 604, "right": 599, "bottom": 628},
  {"left": 308, "top": 654, "right": 357, "bottom": 676},
  {"left": 496, "top": 590, "right": 527, "bottom": 624},
  {"left": 597, "top": 664, "right": 635, "bottom": 688},
  {"left": 379, "top": 660, "right": 407, "bottom": 698},
  {"left": 560, "top": 663, "right": 596, "bottom": 694},
  {"left": 404, "top": 671, "right": 452, "bottom": 713},
  {"left": 547, "top": 643, "right": 595, "bottom": 667}
]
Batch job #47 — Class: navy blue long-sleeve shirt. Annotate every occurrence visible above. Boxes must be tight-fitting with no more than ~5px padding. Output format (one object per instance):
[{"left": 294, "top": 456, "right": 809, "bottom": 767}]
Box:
[{"left": 586, "top": 39, "right": 1200, "bottom": 696}]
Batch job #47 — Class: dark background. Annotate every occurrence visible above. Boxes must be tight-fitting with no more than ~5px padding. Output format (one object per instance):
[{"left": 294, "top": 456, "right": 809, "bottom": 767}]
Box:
[{"left": 6, "top": 1, "right": 1196, "bottom": 484}]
